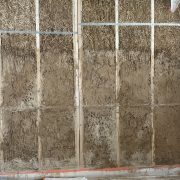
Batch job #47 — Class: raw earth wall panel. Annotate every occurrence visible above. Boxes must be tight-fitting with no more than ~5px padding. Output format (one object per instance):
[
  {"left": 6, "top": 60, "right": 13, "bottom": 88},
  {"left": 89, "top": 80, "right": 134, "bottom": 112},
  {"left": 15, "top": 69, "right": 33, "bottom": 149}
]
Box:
[
  {"left": 154, "top": 106, "right": 180, "bottom": 165},
  {"left": 119, "top": 106, "right": 152, "bottom": 166},
  {"left": 39, "top": 0, "right": 72, "bottom": 32},
  {"left": 155, "top": 0, "right": 180, "bottom": 22},
  {"left": 0, "top": 0, "right": 35, "bottom": 31},
  {"left": 83, "top": 107, "right": 117, "bottom": 168},
  {"left": 39, "top": 108, "right": 76, "bottom": 170},
  {"left": 154, "top": 27, "right": 180, "bottom": 104},
  {"left": 82, "top": 0, "right": 115, "bottom": 22},
  {"left": 40, "top": 35, "right": 74, "bottom": 107},
  {"left": 1, "top": 34, "right": 37, "bottom": 108},
  {"left": 119, "top": 0, "right": 151, "bottom": 22},
  {"left": 0, "top": 0, "right": 179, "bottom": 173},
  {"left": 118, "top": 27, "right": 151, "bottom": 106},
  {"left": 82, "top": 26, "right": 116, "bottom": 106},
  {"left": 2, "top": 109, "right": 38, "bottom": 171}
]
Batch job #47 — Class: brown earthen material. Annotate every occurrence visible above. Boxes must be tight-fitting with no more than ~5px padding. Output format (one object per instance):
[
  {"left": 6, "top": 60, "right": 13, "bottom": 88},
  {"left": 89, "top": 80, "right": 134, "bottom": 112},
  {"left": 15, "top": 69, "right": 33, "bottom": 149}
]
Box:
[
  {"left": 82, "top": 0, "right": 115, "bottom": 22},
  {"left": 0, "top": 0, "right": 35, "bottom": 30},
  {"left": 119, "top": 0, "right": 151, "bottom": 22},
  {"left": 40, "top": 35, "right": 74, "bottom": 107},
  {"left": 39, "top": 108, "right": 76, "bottom": 170},
  {"left": 119, "top": 106, "right": 152, "bottom": 166},
  {"left": 40, "top": 0, "right": 72, "bottom": 31},
  {"left": 82, "top": 26, "right": 115, "bottom": 106},
  {"left": 155, "top": 0, "right": 180, "bottom": 22},
  {"left": 118, "top": 27, "right": 151, "bottom": 106},
  {"left": 1, "top": 34, "right": 37, "bottom": 108},
  {"left": 2, "top": 110, "right": 38, "bottom": 171},
  {"left": 154, "top": 27, "right": 180, "bottom": 104},
  {"left": 0, "top": 0, "right": 180, "bottom": 173},
  {"left": 154, "top": 106, "right": 180, "bottom": 164},
  {"left": 83, "top": 107, "right": 117, "bottom": 168}
]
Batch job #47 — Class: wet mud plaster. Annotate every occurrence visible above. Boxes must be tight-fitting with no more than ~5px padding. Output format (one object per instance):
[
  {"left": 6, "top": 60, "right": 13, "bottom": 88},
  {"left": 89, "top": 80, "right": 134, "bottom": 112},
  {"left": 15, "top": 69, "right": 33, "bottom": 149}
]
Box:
[
  {"left": 82, "top": 0, "right": 115, "bottom": 22},
  {"left": 154, "top": 106, "right": 180, "bottom": 165},
  {"left": 40, "top": 0, "right": 72, "bottom": 32},
  {"left": 41, "top": 35, "right": 74, "bottom": 107},
  {"left": 82, "top": 26, "right": 116, "bottom": 106},
  {"left": 119, "top": 0, "right": 151, "bottom": 22},
  {"left": 2, "top": 109, "right": 38, "bottom": 171},
  {"left": 39, "top": 108, "right": 76, "bottom": 170},
  {"left": 1, "top": 34, "right": 37, "bottom": 108},
  {"left": 154, "top": 27, "right": 180, "bottom": 104},
  {"left": 119, "top": 106, "right": 152, "bottom": 166},
  {"left": 155, "top": 0, "right": 180, "bottom": 22},
  {"left": 118, "top": 27, "right": 151, "bottom": 106},
  {"left": 0, "top": 0, "right": 35, "bottom": 31},
  {"left": 83, "top": 107, "right": 117, "bottom": 168}
]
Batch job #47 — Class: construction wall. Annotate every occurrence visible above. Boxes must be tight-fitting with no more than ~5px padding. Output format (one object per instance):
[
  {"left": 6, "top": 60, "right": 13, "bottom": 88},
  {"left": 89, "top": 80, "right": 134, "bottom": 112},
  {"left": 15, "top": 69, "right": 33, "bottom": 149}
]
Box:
[{"left": 0, "top": 0, "right": 179, "bottom": 172}]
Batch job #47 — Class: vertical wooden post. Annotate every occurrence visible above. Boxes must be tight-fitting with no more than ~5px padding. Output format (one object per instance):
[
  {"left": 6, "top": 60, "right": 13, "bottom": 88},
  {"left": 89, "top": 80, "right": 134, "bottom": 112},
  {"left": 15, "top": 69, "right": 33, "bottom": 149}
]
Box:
[
  {"left": 151, "top": 0, "right": 155, "bottom": 165},
  {"left": 35, "top": 0, "right": 42, "bottom": 168},
  {"left": 115, "top": 0, "right": 120, "bottom": 167}
]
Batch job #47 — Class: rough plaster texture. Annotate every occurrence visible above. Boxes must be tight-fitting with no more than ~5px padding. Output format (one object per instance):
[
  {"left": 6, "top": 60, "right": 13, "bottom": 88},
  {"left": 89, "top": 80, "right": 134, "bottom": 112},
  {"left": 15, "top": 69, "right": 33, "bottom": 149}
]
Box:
[
  {"left": 155, "top": 0, "right": 180, "bottom": 22},
  {"left": 154, "top": 106, "right": 180, "bottom": 165},
  {"left": 119, "top": 27, "right": 150, "bottom": 52},
  {"left": 119, "top": 106, "right": 152, "bottom": 166},
  {"left": 41, "top": 35, "right": 74, "bottom": 107},
  {"left": 39, "top": 108, "right": 76, "bottom": 169},
  {"left": 118, "top": 27, "right": 151, "bottom": 106},
  {"left": 82, "top": 0, "right": 115, "bottom": 22},
  {"left": 1, "top": 34, "right": 37, "bottom": 108},
  {"left": 40, "top": 0, "right": 72, "bottom": 32},
  {"left": 82, "top": 26, "right": 116, "bottom": 106},
  {"left": 2, "top": 110, "right": 38, "bottom": 171},
  {"left": 154, "top": 27, "right": 180, "bottom": 104},
  {"left": 83, "top": 107, "right": 117, "bottom": 168},
  {"left": 0, "top": 0, "right": 179, "bottom": 173},
  {"left": 0, "top": 0, "right": 35, "bottom": 31},
  {"left": 119, "top": 0, "right": 151, "bottom": 22}
]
